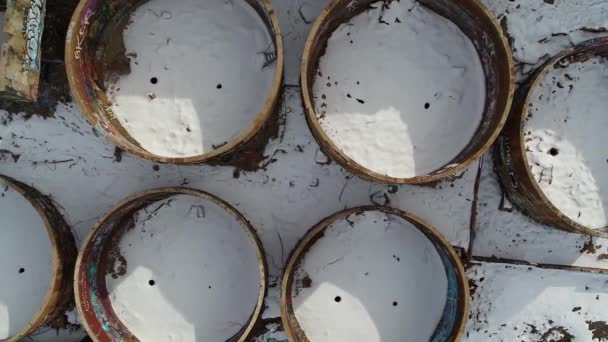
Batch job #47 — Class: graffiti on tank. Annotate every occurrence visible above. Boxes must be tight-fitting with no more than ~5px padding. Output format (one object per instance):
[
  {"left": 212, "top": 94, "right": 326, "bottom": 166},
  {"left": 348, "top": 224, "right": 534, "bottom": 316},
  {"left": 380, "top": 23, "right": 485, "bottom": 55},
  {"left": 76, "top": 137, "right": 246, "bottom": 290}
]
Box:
[
  {"left": 75, "top": 9, "right": 96, "bottom": 60},
  {"left": 23, "top": 0, "right": 44, "bottom": 71},
  {"left": 346, "top": 0, "right": 358, "bottom": 11}
]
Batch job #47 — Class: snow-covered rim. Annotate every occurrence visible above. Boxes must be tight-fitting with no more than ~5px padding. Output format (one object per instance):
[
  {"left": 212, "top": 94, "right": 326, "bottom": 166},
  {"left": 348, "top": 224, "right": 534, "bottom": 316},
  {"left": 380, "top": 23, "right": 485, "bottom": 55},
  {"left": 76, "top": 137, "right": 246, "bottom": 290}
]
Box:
[
  {"left": 515, "top": 37, "right": 608, "bottom": 235},
  {"left": 280, "top": 206, "right": 470, "bottom": 341},
  {"left": 0, "top": 175, "right": 74, "bottom": 342},
  {"left": 74, "top": 187, "right": 268, "bottom": 342},
  {"left": 65, "top": 0, "right": 284, "bottom": 165},
  {"left": 301, "top": 0, "right": 514, "bottom": 184}
]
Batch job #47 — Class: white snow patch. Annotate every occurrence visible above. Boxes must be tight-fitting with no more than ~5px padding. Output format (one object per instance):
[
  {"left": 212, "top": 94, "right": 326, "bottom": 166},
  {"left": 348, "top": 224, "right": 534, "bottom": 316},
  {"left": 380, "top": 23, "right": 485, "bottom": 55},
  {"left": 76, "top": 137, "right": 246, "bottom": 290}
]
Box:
[
  {"left": 525, "top": 56, "right": 608, "bottom": 229},
  {"left": 466, "top": 262, "right": 608, "bottom": 341},
  {"left": 481, "top": 0, "right": 608, "bottom": 80},
  {"left": 314, "top": 0, "right": 486, "bottom": 178},
  {"left": 292, "top": 211, "right": 447, "bottom": 342},
  {"left": 271, "top": 0, "right": 332, "bottom": 84},
  {"left": 65, "top": 309, "right": 80, "bottom": 326},
  {"left": 109, "top": 0, "right": 276, "bottom": 157},
  {"left": 472, "top": 151, "right": 608, "bottom": 269},
  {"left": 251, "top": 322, "right": 288, "bottom": 342}
]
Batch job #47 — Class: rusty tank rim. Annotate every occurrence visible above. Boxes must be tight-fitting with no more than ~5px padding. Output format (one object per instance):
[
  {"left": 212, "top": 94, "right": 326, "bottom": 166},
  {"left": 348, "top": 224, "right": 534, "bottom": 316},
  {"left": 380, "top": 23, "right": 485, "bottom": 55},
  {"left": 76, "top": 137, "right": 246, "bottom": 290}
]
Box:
[
  {"left": 74, "top": 187, "right": 268, "bottom": 342},
  {"left": 65, "top": 0, "right": 284, "bottom": 164},
  {"left": 494, "top": 37, "right": 608, "bottom": 237},
  {"left": 301, "top": 0, "right": 514, "bottom": 184},
  {"left": 280, "top": 206, "right": 470, "bottom": 341},
  {"left": 0, "top": 175, "right": 77, "bottom": 342}
]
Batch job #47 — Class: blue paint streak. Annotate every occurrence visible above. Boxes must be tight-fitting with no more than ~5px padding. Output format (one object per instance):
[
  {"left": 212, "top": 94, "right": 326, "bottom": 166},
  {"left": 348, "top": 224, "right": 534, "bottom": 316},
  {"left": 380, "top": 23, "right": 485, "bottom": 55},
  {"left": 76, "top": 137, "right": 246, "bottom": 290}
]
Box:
[{"left": 430, "top": 242, "right": 461, "bottom": 342}]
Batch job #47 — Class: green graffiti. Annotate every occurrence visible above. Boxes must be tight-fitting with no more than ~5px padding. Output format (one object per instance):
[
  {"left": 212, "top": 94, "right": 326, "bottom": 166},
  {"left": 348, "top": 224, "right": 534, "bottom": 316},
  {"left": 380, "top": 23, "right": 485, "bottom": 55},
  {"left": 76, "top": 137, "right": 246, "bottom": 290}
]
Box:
[{"left": 510, "top": 195, "right": 523, "bottom": 206}]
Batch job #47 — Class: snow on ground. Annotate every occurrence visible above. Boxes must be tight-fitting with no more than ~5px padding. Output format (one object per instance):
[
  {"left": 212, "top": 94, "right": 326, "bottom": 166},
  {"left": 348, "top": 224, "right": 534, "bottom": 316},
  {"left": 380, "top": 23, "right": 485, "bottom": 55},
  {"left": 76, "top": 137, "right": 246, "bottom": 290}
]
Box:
[
  {"left": 482, "top": 0, "right": 608, "bottom": 81},
  {"left": 1, "top": 0, "right": 607, "bottom": 340},
  {"left": 272, "top": 0, "right": 332, "bottom": 85},
  {"left": 467, "top": 261, "right": 608, "bottom": 342},
  {"left": 251, "top": 320, "right": 288, "bottom": 342},
  {"left": 472, "top": 151, "right": 608, "bottom": 271}
]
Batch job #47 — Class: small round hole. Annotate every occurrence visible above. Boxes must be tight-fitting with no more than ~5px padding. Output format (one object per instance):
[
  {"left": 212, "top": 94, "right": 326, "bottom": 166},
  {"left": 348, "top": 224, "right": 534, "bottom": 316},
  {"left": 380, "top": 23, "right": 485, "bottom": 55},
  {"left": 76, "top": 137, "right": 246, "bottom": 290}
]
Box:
[
  {"left": 334, "top": 296, "right": 342, "bottom": 303},
  {"left": 393, "top": 301, "right": 398, "bottom": 307},
  {"left": 150, "top": 77, "right": 158, "bottom": 84},
  {"left": 217, "top": 84, "right": 222, "bottom": 89},
  {"left": 549, "top": 148, "right": 559, "bottom": 156},
  {"left": 149, "top": 280, "right": 156, "bottom": 286},
  {"left": 18, "top": 268, "right": 25, "bottom": 274},
  {"left": 424, "top": 103, "right": 430, "bottom": 109}
]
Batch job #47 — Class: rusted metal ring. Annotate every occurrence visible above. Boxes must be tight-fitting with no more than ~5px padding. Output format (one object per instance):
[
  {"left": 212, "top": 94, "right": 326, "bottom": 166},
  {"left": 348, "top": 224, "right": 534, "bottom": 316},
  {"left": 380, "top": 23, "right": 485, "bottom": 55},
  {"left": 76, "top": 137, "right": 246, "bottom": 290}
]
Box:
[
  {"left": 0, "top": 175, "right": 77, "bottom": 342},
  {"left": 65, "top": 0, "right": 284, "bottom": 164},
  {"left": 494, "top": 37, "right": 608, "bottom": 237},
  {"left": 74, "top": 187, "right": 268, "bottom": 342},
  {"left": 280, "top": 206, "right": 469, "bottom": 341},
  {"left": 301, "top": 0, "right": 514, "bottom": 184}
]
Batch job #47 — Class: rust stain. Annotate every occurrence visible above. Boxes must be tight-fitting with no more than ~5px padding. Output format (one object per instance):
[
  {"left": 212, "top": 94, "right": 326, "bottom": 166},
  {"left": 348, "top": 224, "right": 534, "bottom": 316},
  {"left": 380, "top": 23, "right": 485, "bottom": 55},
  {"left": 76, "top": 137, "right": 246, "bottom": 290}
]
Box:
[
  {"left": 540, "top": 326, "right": 574, "bottom": 342},
  {"left": 301, "top": 275, "right": 312, "bottom": 289},
  {"left": 587, "top": 321, "right": 608, "bottom": 341},
  {"left": 581, "top": 238, "right": 597, "bottom": 254}
]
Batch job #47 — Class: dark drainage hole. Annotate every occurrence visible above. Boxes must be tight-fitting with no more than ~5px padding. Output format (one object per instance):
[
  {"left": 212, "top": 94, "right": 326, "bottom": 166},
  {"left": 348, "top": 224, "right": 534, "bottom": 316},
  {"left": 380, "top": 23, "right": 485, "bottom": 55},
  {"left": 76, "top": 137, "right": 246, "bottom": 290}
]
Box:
[
  {"left": 334, "top": 296, "right": 342, "bottom": 303},
  {"left": 18, "top": 267, "right": 25, "bottom": 274},
  {"left": 549, "top": 148, "right": 559, "bottom": 156},
  {"left": 217, "top": 83, "right": 222, "bottom": 89},
  {"left": 393, "top": 301, "right": 398, "bottom": 307},
  {"left": 424, "top": 102, "right": 430, "bottom": 109},
  {"left": 149, "top": 280, "right": 156, "bottom": 286},
  {"left": 150, "top": 77, "right": 158, "bottom": 84}
]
